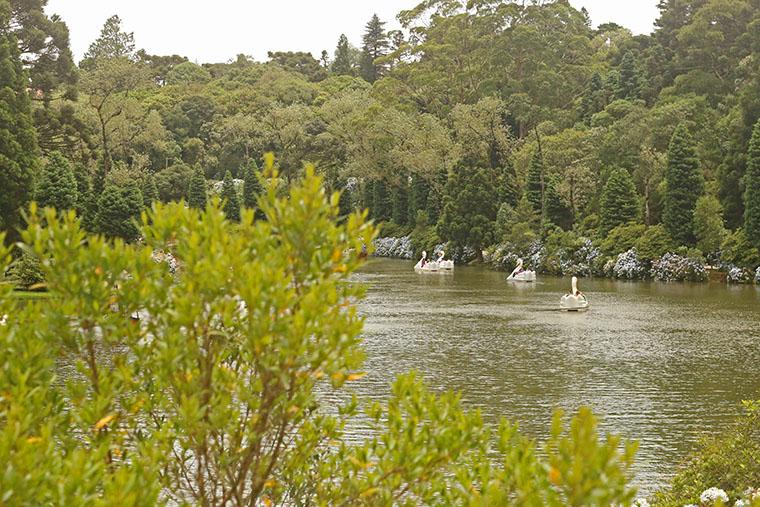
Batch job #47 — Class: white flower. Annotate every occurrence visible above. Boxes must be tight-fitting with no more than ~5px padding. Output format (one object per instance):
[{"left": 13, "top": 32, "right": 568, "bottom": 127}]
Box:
[
  {"left": 734, "top": 499, "right": 748, "bottom": 507},
  {"left": 700, "top": 487, "right": 729, "bottom": 504},
  {"left": 633, "top": 498, "right": 650, "bottom": 507},
  {"left": 0, "top": 314, "right": 7, "bottom": 326}
]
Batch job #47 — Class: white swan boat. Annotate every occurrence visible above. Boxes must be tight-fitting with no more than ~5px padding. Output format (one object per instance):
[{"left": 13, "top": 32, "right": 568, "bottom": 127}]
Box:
[
  {"left": 506, "top": 259, "right": 536, "bottom": 282},
  {"left": 414, "top": 251, "right": 448, "bottom": 273},
  {"left": 560, "top": 276, "right": 589, "bottom": 311},
  {"left": 436, "top": 250, "right": 454, "bottom": 271}
]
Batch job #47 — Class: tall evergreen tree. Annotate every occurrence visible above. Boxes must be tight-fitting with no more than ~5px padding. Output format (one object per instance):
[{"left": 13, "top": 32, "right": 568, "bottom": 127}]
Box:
[
  {"left": 95, "top": 183, "right": 143, "bottom": 241},
  {"left": 437, "top": 167, "right": 498, "bottom": 259},
  {"left": 663, "top": 124, "right": 704, "bottom": 245},
  {"left": 600, "top": 168, "right": 640, "bottom": 234},
  {"left": 242, "top": 160, "right": 263, "bottom": 210},
  {"left": 35, "top": 152, "right": 77, "bottom": 211},
  {"left": 372, "top": 178, "right": 392, "bottom": 222},
  {"left": 544, "top": 176, "right": 573, "bottom": 231},
  {"left": 360, "top": 14, "right": 389, "bottom": 83},
  {"left": 580, "top": 72, "right": 604, "bottom": 123},
  {"left": 221, "top": 170, "right": 240, "bottom": 222},
  {"left": 332, "top": 34, "right": 353, "bottom": 76},
  {"left": 81, "top": 15, "right": 135, "bottom": 68},
  {"left": 338, "top": 180, "right": 353, "bottom": 218},
  {"left": 526, "top": 150, "right": 544, "bottom": 215},
  {"left": 392, "top": 177, "right": 409, "bottom": 225},
  {"left": 426, "top": 168, "right": 448, "bottom": 224},
  {"left": 142, "top": 174, "right": 159, "bottom": 208},
  {"left": 362, "top": 179, "right": 375, "bottom": 218},
  {"left": 616, "top": 51, "right": 644, "bottom": 101},
  {"left": 409, "top": 175, "right": 431, "bottom": 224},
  {"left": 744, "top": 119, "right": 760, "bottom": 250},
  {"left": 0, "top": 32, "right": 39, "bottom": 237},
  {"left": 72, "top": 162, "right": 93, "bottom": 219},
  {"left": 188, "top": 167, "right": 207, "bottom": 209},
  {"left": 498, "top": 159, "right": 519, "bottom": 208}
]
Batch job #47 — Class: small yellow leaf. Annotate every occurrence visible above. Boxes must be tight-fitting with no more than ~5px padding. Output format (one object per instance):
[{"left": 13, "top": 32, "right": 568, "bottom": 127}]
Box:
[
  {"left": 548, "top": 467, "right": 561, "bottom": 485},
  {"left": 263, "top": 479, "right": 278, "bottom": 489},
  {"left": 331, "top": 248, "right": 342, "bottom": 263},
  {"left": 26, "top": 436, "right": 42, "bottom": 444},
  {"left": 112, "top": 447, "right": 123, "bottom": 458},
  {"left": 331, "top": 372, "right": 345, "bottom": 382},
  {"left": 94, "top": 266, "right": 103, "bottom": 276},
  {"left": 262, "top": 497, "right": 273, "bottom": 507},
  {"left": 287, "top": 405, "right": 299, "bottom": 415},
  {"left": 360, "top": 488, "right": 379, "bottom": 498},
  {"left": 94, "top": 414, "right": 116, "bottom": 431},
  {"left": 312, "top": 370, "right": 324, "bottom": 379},
  {"left": 347, "top": 372, "right": 366, "bottom": 382}
]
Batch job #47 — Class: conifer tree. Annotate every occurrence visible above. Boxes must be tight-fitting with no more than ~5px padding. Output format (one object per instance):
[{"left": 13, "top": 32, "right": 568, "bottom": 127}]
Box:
[
  {"left": 338, "top": 180, "right": 353, "bottom": 218},
  {"left": 498, "top": 159, "right": 519, "bottom": 208},
  {"left": 663, "top": 124, "right": 704, "bottom": 245},
  {"left": 188, "top": 166, "right": 207, "bottom": 210},
  {"left": 544, "top": 176, "right": 573, "bottom": 231},
  {"left": 72, "top": 162, "right": 94, "bottom": 220},
  {"left": 372, "top": 178, "right": 392, "bottom": 222},
  {"left": 392, "top": 177, "right": 409, "bottom": 225},
  {"left": 360, "top": 14, "right": 389, "bottom": 83},
  {"left": 426, "top": 168, "right": 448, "bottom": 224},
  {"left": 437, "top": 167, "right": 498, "bottom": 259},
  {"left": 142, "top": 174, "right": 159, "bottom": 208},
  {"left": 221, "top": 170, "right": 240, "bottom": 222},
  {"left": 744, "top": 119, "right": 760, "bottom": 250},
  {"left": 332, "top": 34, "right": 353, "bottom": 76},
  {"left": 526, "top": 150, "right": 544, "bottom": 215},
  {"left": 35, "top": 152, "right": 77, "bottom": 211},
  {"left": 362, "top": 179, "right": 375, "bottom": 218},
  {"left": 95, "top": 183, "right": 143, "bottom": 241},
  {"left": 581, "top": 72, "right": 604, "bottom": 123},
  {"left": 409, "top": 175, "right": 431, "bottom": 224},
  {"left": 0, "top": 32, "right": 39, "bottom": 235},
  {"left": 242, "top": 160, "right": 263, "bottom": 210},
  {"left": 600, "top": 168, "right": 640, "bottom": 234},
  {"left": 616, "top": 51, "right": 644, "bottom": 101}
]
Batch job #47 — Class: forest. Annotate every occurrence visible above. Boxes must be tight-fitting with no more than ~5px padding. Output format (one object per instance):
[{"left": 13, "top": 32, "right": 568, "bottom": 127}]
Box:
[{"left": 2, "top": 0, "right": 760, "bottom": 284}]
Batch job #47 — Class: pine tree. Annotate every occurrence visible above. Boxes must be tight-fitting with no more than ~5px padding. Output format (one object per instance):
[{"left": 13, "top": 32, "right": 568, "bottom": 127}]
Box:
[
  {"left": 72, "top": 162, "right": 93, "bottom": 219},
  {"left": 221, "top": 170, "right": 240, "bottom": 222},
  {"left": 242, "top": 160, "right": 263, "bottom": 210},
  {"left": 338, "top": 180, "right": 353, "bottom": 218},
  {"left": 188, "top": 166, "right": 207, "bottom": 209},
  {"left": 526, "top": 150, "right": 544, "bottom": 215},
  {"left": 616, "top": 51, "right": 644, "bottom": 101},
  {"left": 372, "top": 178, "right": 392, "bottom": 222},
  {"left": 362, "top": 179, "right": 375, "bottom": 218},
  {"left": 409, "top": 175, "right": 431, "bottom": 224},
  {"left": 35, "top": 152, "right": 77, "bottom": 211},
  {"left": 81, "top": 15, "right": 135, "bottom": 69},
  {"left": 581, "top": 72, "right": 604, "bottom": 123},
  {"left": 95, "top": 183, "right": 143, "bottom": 241},
  {"left": 0, "top": 32, "right": 39, "bottom": 236},
  {"left": 426, "top": 168, "right": 448, "bottom": 224},
  {"left": 744, "top": 118, "right": 760, "bottom": 250},
  {"left": 142, "top": 174, "right": 159, "bottom": 208},
  {"left": 332, "top": 34, "right": 353, "bottom": 76},
  {"left": 544, "top": 176, "right": 573, "bottom": 231},
  {"left": 600, "top": 168, "right": 640, "bottom": 234},
  {"left": 498, "top": 159, "right": 519, "bottom": 208},
  {"left": 437, "top": 167, "right": 498, "bottom": 258},
  {"left": 360, "top": 14, "right": 389, "bottom": 83},
  {"left": 663, "top": 124, "right": 704, "bottom": 245},
  {"left": 392, "top": 176, "right": 409, "bottom": 225}
]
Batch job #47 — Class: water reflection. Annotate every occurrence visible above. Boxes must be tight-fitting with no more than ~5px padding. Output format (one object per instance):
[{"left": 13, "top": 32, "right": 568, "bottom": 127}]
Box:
[{"left": 350, "top": 259, "right": 760, "bottom": 493}]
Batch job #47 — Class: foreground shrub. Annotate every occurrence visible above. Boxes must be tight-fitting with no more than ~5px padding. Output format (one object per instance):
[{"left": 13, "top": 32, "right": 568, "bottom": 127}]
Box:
[
  {"left": 653, "top": 399, "right": 760, "bottom": 506},
  {"left": 1, "top": 163, "right": 640, "bottom": 505}
]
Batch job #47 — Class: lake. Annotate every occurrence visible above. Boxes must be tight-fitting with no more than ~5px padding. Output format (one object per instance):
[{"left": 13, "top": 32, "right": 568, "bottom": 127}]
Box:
[{"left": 350, "top": 258, "right": 760, "bottom": 494}]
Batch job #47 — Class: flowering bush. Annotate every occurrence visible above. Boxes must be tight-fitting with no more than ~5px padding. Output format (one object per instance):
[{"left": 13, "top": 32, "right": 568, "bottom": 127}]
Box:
[
  {"left": 372, "top": 236, "right": 413, "bottom": 259},
  {"left": 612, "top": 248, "right": 647, "bottom": 279},
  {"left": 699, "top": 487, "right": 729, "bottom": 504},
  {"left": 727, "top": 265, "right": 753, "bottom": 284},
  {"left": 756, "top": 267, "right": 760, "bottom": 284},
  {"left": 652, "top": 253, "right": 707, "bottom": 282}
]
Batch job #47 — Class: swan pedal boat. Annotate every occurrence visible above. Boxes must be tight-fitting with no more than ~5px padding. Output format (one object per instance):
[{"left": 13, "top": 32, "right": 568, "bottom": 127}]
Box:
[
  {"left": 414, "top": 251, "right": 454, "bottom": 273},
  {"left": 506, "top": 259, "right": 536, "bottom": 282},
  {"left": 560, "top": 276, "right": 589, "bottom": 311}
]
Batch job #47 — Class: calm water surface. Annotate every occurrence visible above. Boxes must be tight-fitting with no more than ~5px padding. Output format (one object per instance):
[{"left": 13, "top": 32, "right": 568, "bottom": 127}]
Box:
[{"left": 349, "top": 258, "right": 760, "bottom": 493}]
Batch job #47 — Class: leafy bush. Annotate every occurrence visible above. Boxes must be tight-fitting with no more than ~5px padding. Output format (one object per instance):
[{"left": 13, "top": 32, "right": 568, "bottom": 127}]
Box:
[
  {"left": 6, "top": 247, "right": 44, "bottom": 289},
  {"left": 0, "top": 165, "right": 642, "bottom": 505},
  {"left": 635, "top": 225, "right": 674, "bottom": 262},
  {"left": 379, "top": 220, "right": 412, "bottom": 238},
  {"left": 653, "top": 399, "right": 760, "bottom": 507},
  {"left": 721, "top": 229, "right": 760, "bottom": 270},
  {"left": 600, "top": 223, "right": 647, "bottom": 257}
]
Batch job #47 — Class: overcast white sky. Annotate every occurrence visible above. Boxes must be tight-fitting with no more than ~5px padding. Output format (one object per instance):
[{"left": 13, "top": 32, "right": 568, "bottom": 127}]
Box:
[{"left": 47, "top": 1, "right": 660, "bottom": 64}]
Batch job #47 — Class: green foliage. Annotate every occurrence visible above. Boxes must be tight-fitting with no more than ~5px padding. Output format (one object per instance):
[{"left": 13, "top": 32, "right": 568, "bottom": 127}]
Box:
[
  {"left": 155, "top": 163, "right": 192, "bottom": 202},
  {"left": 654, "top": 399, "right": 760, "bottom": 507},
  {"left": 600, "top": 168, "right": 640, "bottom": 234},
  {"left": 744, "top": 119, "right": 760, "bottom": 250},
  {"left": 663, "top": 124, "right": 704, "bottom": 246},
  {"left": 408, "top": 175, "right": 430, "bottom": 224},
  {"left": 165, "top": 61, "right": 211, "bottom": 86},
  {"left": 337, "top": 182, "right": 353, "bottom": 218},
  {"left": 187, "top": 166, "right": 207, "bottom": 209},
  {"left": 6, "top": 247, "right": 44, "bottom": 289},
  {"left": 526, "top": 150, "right": 544, "bottom": 215},
  {"left": 35, "top": 152, "right": 77, "bottom": 211},
  {"left": 332, "top": 34, "right": 355, "bottom": 76},
  {"left": 409, "top": 211, "right": 439, "bottom": 256},
  {"left": 499, "top": 159, "right": 519, "bottom": 208},
  {"left": 221, "top": 170, "right": 240, "bottom": 222},
  {"left": 95, "top": 183, "right": 143, "bottom": 241},
  {"left": 81, "top": 15, "right": 135, "bottom": 68},
  {"left": 616, "top": 51, "right": 645, "bottom": 101},
  {"left": 438, "top": 167, "right": 498, "bottom": 257},
  {"left": 391, "top": 177, "right": 409, "bottom": 226},
  {"left": 0, "top": 31, "right": 39, "bottom": 236},
  {"left": 242, "top": 159, "right": 264, "bottom": 211},
  {"left": 635, "top": 225, "right": 675, "bottom": 262},
  {"left": 371, "top": 178, "right": 391, "bottom": 222},
  {"left": 360, "top": 14, "right": 389, "bottom": 83},
  {"left": 600, "top": 223, "right": 648, "bottom": 256},
  {"left": 721, "top": 229, "right": 760, "bottom": 269},
  {"left": 544, "top": 176, "right": 573, "bottom": 231},
  {"left": 693, "top": 195, "right": 727, "bottom": 256},
  {"left": 141, "top": 174, "right": 159, "bottom": 208}
]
